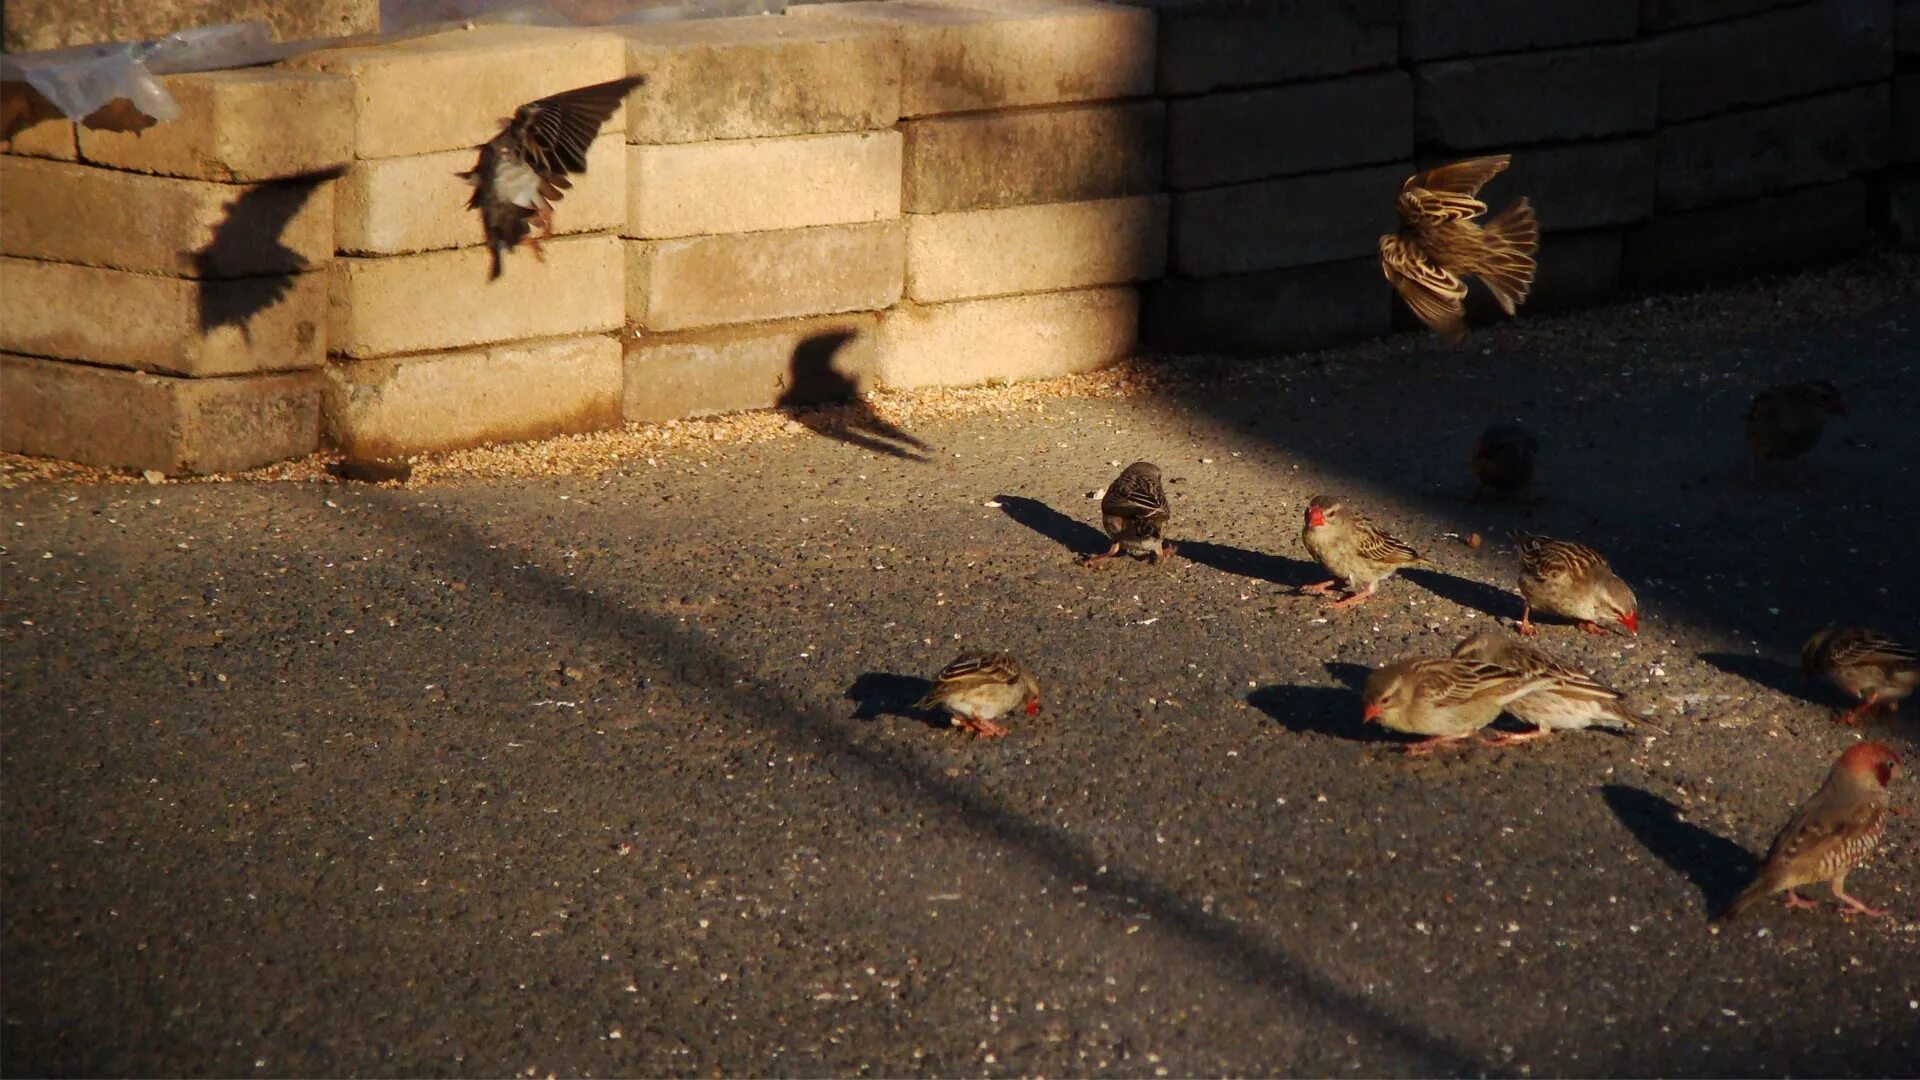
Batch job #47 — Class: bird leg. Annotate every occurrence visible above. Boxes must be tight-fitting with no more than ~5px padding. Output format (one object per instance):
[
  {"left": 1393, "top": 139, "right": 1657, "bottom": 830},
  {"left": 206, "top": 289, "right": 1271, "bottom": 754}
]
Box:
[
  {"left": 1780, "top": 889, "right": 1819, "bottom": 910},
  {"left": 1325, "top": 582, "right": 1378, "bottom": 610},
  {"left": 523, "top": 232, "right": 549, "bottom": 263},
  {"left": 1578, "top": 620, "right": 1612, "bottom": 636},
  {"left": 1517, "top": 603, "right": 1539, "bottom": 636},
  {"left": 963, "top": 716, "right": 1008, "bottom": 739},
  {"left": 1402, "top": 734, "right": 1472, "bottom": 757},
  {"left": 1832, "top": 881, "right": 1888, "bottom": 918},
  {"left": 1482, "top": 728, "right": 1550, "bottom": 747},
  {"left": 1153, "top": 540, "right": 1176, "bottom": 564},
  {"left": 1832, "top": 691, "right": 1879, "bottom": 727},
  {"left": 1077, "top": 543, "right": 1122, "bottom": 569},
  {"left": 1300, "top": 579, "right": 1342, "bottom": 596}
]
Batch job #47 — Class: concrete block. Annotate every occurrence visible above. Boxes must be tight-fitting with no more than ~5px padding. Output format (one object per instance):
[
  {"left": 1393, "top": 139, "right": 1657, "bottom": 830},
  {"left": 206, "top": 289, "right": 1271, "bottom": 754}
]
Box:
[
  {"left": 76, "top": 69, "right": 355, "bottom": 181},
  {"left": 4, "top": 0, "right": 376, "bottom": 52},
  {"left": 902, "top": 100, "right": 1164, "bottom": 213},
  {"left": 623, "top": 313, "right": 882, "bottom": 423},
  {"left": 1625, "top": 180, "right": 1869, "bottom": 290},
  {"left": 792, "top": 0, "right": 1157, "bottom": 117},
  {"left": 905, "top": 195, "right": 1167, "bottom": 301},
  {"left": 875, "top": 286, "right": 1138, "bottom": 390},
  {"left": 1642, "top": 0, "right": 1815, "bottom": 32},
  {"left": 1897, "top": 74, "right": 1920, "bottom": 163},
  {"left": 287, "top": 25, "right": 627, "bottom": 159},
  {"left": 330, "top": 234, "right": 623, "bottom": 358},
  {"left": 0, "top": 157, "right": 333, "bottom": 278},
  {"left": 0, "top": 354, "right": 321, "bottom": 475},
  {"left": 1, "top": 117, "right": 78, "bottom": 160},
  {"left": 1170, "top": 163, "right": 1406, "bottom": 277},
  {"left": 625, "top": 130, "right": 901, "bottom": 240},
  {"left": 323, "top": 334, "right": 622, "bottom": 459},
  {"left": 1527, "top": 229, "right": 1624, "bottom": 312},
  {"left": 627, "top": 222, "right": 905, "bottom": 332},
  {"left": 612, "top": 16, "right": 901, "bottom": 143},
  {"left": 1165, "top": 70, "right": 1410, "bottom": 190},
  {"left": 1885, "top": 176, "right": 1920, "bottom": 249},
  {"left": 1414, "top": 43, "right": 1658, "bottom": 151},
  {"left": 1142, "top": 257, "right": 1389, "bottom": 356},
  {"left": 1656, "top": 0, "right": 1895, "bottom": 122},
  {"left": 1404, "top": 0, "right": 1637, "bottom": 60},
  {"left": 1899, "top": 0, "right": 1920, "bottom": 51},
  {"left": 1132, "top": 0, "right": 1398, "bottom": 96},
  {"left": 337, "top": 132, "right": 624, "bottom": 256},
  {"left": 1503, "top": 138, "right": 1656, "bottom": 232},
  {"left": 0, "top": 257, "right": 324, "bottom": 377},
  {"left": 1657, "top": 85, "right": 1889, "bottom": 211}
]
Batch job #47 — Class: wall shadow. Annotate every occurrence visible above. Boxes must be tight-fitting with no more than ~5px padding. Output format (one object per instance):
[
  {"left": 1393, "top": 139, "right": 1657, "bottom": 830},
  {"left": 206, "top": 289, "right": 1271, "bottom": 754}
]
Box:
[
  {"left": 776, "top": 330, "right": 931, "bottom": 462},
  {"left": 194, "top": 170, "right": 344, "bottom": 341},
  {"left": 995, "top": 494, "right": 1108, "bottom": 558},
  {"left": 1600, "top": 784, "right": 1756, "bottom": 917}
]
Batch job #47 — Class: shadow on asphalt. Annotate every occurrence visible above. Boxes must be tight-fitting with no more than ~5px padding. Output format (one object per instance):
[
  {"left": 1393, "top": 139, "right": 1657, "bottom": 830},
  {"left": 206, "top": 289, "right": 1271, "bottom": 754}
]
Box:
[
  {"left": 1699, "top": 650, "right": 1814, "bottom": 703},
  {"left": 1176, "top": 539, "right": 1316, "bottom": 588},
  {"left": 1601, "top": 784, "right": 1758, "bottom": 917},
  {"left": 845, "top": 671, "right": 941, "bottom": 728},
  {"left": 995, "top": 494, "right": 1108, "bottom": 558},
  {"left": 1247, "top": 683, "right": 1392, "bottom": 745},
  {"left": 1404, "top": 567, "right": 1516, "bottom": 621}
]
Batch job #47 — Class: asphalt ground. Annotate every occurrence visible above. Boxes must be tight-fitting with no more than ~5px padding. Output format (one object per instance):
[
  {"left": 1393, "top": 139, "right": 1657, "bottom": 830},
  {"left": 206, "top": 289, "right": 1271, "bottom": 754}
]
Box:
[{"left": 4, "top": 272, "right": 1920, "bottom": 1076}]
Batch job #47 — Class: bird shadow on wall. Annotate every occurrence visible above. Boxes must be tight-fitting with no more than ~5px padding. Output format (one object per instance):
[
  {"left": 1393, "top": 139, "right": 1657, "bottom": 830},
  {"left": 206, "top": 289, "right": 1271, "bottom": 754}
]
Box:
[
  {"left": 994, "top": 495, "right": 1107, "bottom": 558},
  {"left": 776, "top": 329, "right": 932, "bottom": 462},
  {"left": 1601, "top": 784, "right": 1756, "bottom": 916},
  {"left": 194, "top": 169, "right": 344, "bottom": 344},
  {"left": 844, "top": 671, "right": 942, "bottom": 729}
]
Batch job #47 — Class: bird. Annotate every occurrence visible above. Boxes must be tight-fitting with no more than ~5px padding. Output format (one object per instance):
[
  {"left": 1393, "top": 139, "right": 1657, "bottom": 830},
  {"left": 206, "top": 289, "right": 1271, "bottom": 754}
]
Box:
[
  {"left": 1301, "top": 495, "right": 1429, "bottom": 609},
  {"left": 1510, "top": 531, "right": 1638, "bottom": 637},
  {"left": 1080, "top": 461, "right": 1174, "bottom": 568},
  {"left": 1378, "top": 155, "right": 1539, "bottom": 342},
  {"left": 1450, "top": 629, "right": 1661, "bottom": 743},
  {"left": 1360, "top": 656, "right": 1557, "bottom": 755},
  {"left": 915, "top": 652, "right": 1040, "bottom": 739},
  {"left": 1802, "top": 626, "right": 1920, "bottom": 727},
  {"left": 460, "top": 75, "right": 645, "bottom": 280},
  {"left": 1718, "top": 742, "right": 1900, "bottom": 920},
  {"left": 1470, "top": 422, "right": 1538, "bottom": 499},
  {"left": 1746, "top": 380, "right": 1846, "bottom": 482}
]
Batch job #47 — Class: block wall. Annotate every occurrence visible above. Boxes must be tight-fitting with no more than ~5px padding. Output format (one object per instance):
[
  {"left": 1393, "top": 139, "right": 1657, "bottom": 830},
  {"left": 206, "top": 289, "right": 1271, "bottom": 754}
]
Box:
[{"left": 0, "top": 0, "right": 1903, "bottom": 473}]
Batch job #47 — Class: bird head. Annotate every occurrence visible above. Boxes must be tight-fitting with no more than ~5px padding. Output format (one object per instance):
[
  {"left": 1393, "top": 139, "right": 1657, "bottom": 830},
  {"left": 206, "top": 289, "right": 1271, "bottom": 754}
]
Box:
[
  {"left": 1360, "top": 662, "right": 1414, "bottom": 725},
  {"left": 1305, "top": 495, "right": 1338, "bottom": 530},
  {"left": 1838, "top": 742, "right": 1900, "bottom": 788},
  {"left": 1800, "top": 626, "right": 1838, "bottom": 680}
]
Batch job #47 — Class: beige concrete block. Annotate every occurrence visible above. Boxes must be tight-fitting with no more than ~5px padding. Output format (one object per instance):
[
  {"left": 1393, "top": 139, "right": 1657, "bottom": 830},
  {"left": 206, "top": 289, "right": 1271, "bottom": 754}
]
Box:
[
  {"left": 287, "top": 25, "right": 627, "bottom": 159},
  {"left": 323, "top": 334, "right": 622, "bottom": 458},
  {"left": 1, "top": 117, "right": 78, "bottom": 160},
  {"left": 792, "top": 0, "right": 1157, "bottom": 117},
  {"left": 624, "top": 313, "right": 881, "bottom": 424},
  {"left": 0, "top": 157, "right": 333, "bottom": 279},
  {"left": 329, "top": 234, "right": 622, "bottom": 359},
  {"left": 612, "top": 17, "right": 901, "bottom": 142},
  {"left": 76, "top": 69, "right": 354, "bottom": 182},
  {"left": 627, "top": 222, "right": 905, "bottom": 332},
  {"left": 0, "top": 354, "right": 321, "bottom": 475},
  {"left": 625, "top": 130, "right": 901, "bottom": 240},
  {"left": 902, "top": 100, "right": 1164, "bottom": 213},
  {"left": 338, "top": 132, "right": 624, "bottom": 255},
  {"left": 876, "top": 285, "right": 1136, "bottom": 390},
  {"left": 5, "top": 0, "right": 376, "bottom": 52},
  {"left": 0, "top": 257, "right": 324, "bottom": 377},
  {"left": 905, "top": 195, "right": 1166, "bottom": 302}
]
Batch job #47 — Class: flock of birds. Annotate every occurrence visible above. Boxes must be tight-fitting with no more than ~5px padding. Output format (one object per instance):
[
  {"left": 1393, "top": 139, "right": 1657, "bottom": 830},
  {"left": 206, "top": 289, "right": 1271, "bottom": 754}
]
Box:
[{"left": 457, "top": 79, "right": 1913, "bottom": 922}]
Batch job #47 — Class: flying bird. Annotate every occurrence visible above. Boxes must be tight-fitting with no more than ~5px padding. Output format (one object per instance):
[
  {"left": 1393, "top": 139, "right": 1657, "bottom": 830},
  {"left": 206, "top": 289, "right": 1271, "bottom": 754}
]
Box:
[
  {"left": 1379, "top": 155, "right": 1539, "bottom": 341},
  {"left": 1719, "top": 742, "right": 1900, "bottom": 920},
  {"left": 916, "top": 652, "right": 1041, "bottom": 739},
  {"left": 1080, "top": 461, "right": 1174, "bottom": 568},
  {"left": 461, "top": 75, "right": 645, "bottom": 280}
]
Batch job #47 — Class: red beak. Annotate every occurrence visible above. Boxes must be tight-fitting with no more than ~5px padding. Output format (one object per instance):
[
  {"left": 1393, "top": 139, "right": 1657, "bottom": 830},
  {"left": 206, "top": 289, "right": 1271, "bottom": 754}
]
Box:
[
  {"left": 1026, "top": 700, "right": 1041, "bottom": 716},
  {"left": 1307, "top": 508, "right": 1326, "bottom": 528},
  {"left": 1361, "top": 702, "right": 1383, "bottom": 723},
  {"left": 1619, "top": 611, "right": 1639, "bottom": 634}
]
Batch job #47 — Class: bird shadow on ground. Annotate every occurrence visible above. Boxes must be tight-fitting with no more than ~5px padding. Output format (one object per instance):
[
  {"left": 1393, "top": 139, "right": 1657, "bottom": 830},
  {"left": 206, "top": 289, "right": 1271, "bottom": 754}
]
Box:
[
  {"left": 195, "top": 170, "right": 344, "bottom": 342},
  {"left": 995, "top": 495, "right": 1107, "bottom": 558},
  {"left": 1177, "top": 540, "right": 1316, "bottom": 588},
  {"left": 844, "top": 672, "right": 943, "bottom": 729},
  {"left": 1248, "top": 683, "right": 1393, "bottom": 744},
  {"left": 1699, "top": 651, "right": 1813, "bottom": 703},
  {"left": 1404, "top": 568, "right": 1516, "bottom": 621},
  {"left": 777, "top": 331, "right": 932, "bottom": 462},
  {"left": 1601, "top": 784, "right": 1757, "bottom": 916}
]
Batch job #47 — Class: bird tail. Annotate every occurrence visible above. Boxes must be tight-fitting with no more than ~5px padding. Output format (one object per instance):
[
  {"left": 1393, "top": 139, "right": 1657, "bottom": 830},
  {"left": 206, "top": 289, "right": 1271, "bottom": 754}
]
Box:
[
  {"left": 1715, "top": 877, "right": 1772, "bottom": 921},
  {"left": 487, "top": 242, "right": 506, "bottom": 281},
  {"left": 1470, "top": 198, "right": 1539, "bottom": 316},
  {"left": 1597, "top": 702, "right": 1665, "bottom": 736}
]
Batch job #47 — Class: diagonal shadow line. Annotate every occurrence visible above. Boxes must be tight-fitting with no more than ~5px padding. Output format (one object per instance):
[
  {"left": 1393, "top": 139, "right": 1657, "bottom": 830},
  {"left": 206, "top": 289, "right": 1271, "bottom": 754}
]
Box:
[{"left": 363, "top": 497, "right": 1497, "bottom": 1076}]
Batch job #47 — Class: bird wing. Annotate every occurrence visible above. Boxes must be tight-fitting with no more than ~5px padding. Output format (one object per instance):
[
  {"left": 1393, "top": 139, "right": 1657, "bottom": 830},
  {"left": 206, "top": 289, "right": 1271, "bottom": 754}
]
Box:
[
  {"left": 1420, "top": 660, "right": 1530, "bottom": 707},
  {"left": 1396, "top": 186, "right": 1488, "bottom": 227},
  {"left": 1379, "top": 235, "right": 1467, "bottom": 340},
  {"left": 1103, "top": 463, "right": 1170, "bottom": 522},
  {"left": 1351, "top": 515, "right": 1422, "bottom": 566},
  {"left": 1513, "top": 533, "right": 1604, "bottom": 582},
  {"left": 1830, "top": 631, "right": 1920, "bottom": 673},
  {"left": 924, "top": 652, "right": 1022, "bottom": 698},
  {"left": 1764, "top": 795, "right": 1885, "bottom": 875},
  {"left": 1406, "top": 155, "right": 1511, "bottom": 198},
  {"left": 508, "top": 75, "right": 646, "bottom": 183}
]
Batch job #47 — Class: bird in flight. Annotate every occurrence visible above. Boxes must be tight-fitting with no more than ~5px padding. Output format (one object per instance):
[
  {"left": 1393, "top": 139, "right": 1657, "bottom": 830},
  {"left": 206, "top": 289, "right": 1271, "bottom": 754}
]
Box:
[{"left": 1378, "top": 155, "right": 1538, "bottom": 341}]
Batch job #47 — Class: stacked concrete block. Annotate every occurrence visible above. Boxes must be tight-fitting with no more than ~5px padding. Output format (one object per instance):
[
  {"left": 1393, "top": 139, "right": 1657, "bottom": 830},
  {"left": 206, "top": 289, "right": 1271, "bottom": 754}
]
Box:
[
  {"left": 615, "top": 14, "right": 907, "bottom": 418},
  {"left": 287, "top": 25, "right": 630, "bottom": 456},
  {"left": 0, "top": 68, "right": 350, "bottom": 474},
  {"left": 789, "top": 0, "right": 1162, "bottom": 389},
  {"left": 1630, "top": 0, "right": 1895, "bottom": 286},
  {"left": 1887, "top": 0, "right": 1920, "bottom": 248}
]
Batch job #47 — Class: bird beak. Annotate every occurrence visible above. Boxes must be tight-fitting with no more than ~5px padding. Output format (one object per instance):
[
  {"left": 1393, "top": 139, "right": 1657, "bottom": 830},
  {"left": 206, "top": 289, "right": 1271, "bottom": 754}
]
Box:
[
  {"left": 1361, "top": 702, "right": 1383, "bottom": 724},
  {"left": 1619, "top": 612, "right": 1639, "bottom": 634},
  {"left": 1026, "top": 700, "right": 1041, "bottom": 716},
  {"left": 1307, "top": 509, "right": 1326, "bottom": 528}
]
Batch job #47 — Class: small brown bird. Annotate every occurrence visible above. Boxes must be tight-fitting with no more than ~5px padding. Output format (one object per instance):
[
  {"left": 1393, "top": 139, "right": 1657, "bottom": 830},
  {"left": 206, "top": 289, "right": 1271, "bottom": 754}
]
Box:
[
  {"left": 1301, "top": 495, "right": 1428, "bottom": 609},
  {"left": 1378, "top": 155, "right": 1539, "bottom": 342},
  {"left": 1746, "top": 380, "right": 1845, "bottom": 480},
  {"left": 1803, "top": 626, "right": 1920, "bottom": 726},
  {"left": 1360, "top": 656, "right": 1555, "bottom": 755},
  {"left": 1511, "top": 531, "right": 1638, "bottom": 637},
  {"left": 461, "top": 75, "right": 644, "bottom": 280},
  {"left": 915, "top": 652, "right": 1040, "bottom": 739},
  {"left": 1719, "top": 742, "right": 1900, "bottom": 920},
  {"left": 1451, "top": 630, "right": 1660, "bottom": 743},
  {"left": 1470, "top": 422, "right": 1538, "bottom": 499},
  {"left": 1080, "top": 461, "right": 1174, "bottom": 568}
]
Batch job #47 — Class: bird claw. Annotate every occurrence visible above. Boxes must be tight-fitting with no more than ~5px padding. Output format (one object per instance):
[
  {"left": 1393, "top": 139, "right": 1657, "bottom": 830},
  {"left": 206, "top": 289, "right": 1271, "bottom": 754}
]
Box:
[
  {"left": 1578, "top": 621, "right": 1612, "bottom": 636},
  {"left": 965, "top": 718, "right": 1008, "bottom": 739},
  {"left": 1481, "top": 729, "right": 1549, "bottom": 747},
  {"left": 1781, "top": 890, "right": 1819, "bottom": 910}
]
